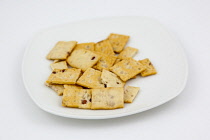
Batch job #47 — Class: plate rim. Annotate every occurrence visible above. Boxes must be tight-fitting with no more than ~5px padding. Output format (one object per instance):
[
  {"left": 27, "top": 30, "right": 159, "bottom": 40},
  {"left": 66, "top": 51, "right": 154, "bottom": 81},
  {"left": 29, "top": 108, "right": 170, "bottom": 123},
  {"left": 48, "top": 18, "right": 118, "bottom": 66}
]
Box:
[{"left": 22, "top": 16, "right": 189, "bottom": 119}]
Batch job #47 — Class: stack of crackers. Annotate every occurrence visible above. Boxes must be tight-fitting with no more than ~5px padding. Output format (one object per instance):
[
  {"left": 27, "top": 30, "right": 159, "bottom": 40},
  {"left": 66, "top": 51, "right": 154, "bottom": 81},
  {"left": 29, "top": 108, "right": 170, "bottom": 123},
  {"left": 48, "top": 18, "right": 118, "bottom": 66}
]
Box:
[{"left": 45, "top": 33, "right": 157, "bottom": 110}]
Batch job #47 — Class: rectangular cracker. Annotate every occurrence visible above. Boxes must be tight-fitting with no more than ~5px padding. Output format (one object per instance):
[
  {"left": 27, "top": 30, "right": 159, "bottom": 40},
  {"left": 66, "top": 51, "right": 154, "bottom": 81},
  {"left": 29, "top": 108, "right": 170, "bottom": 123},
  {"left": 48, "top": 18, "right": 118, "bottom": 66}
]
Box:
[
  {"left": 124, "top": 86, "right": 140, "bottom": 103},
  {"left": 94, "top": 53, "right": 117, "bottom": 71},
  {"left": 67, "top": 49, "right": 101, "bottom": 72},
  {"left": 50, "top": 61, "right": 68, "bottom": 70},
  {"left": 91, "top": 87, "right": 124, "bottom": 110},
  {"left": 95, "top": 40, "right": 115, "bottom": 56},
  {"left": 46, "top": 41, "right": 77, "bottom": 60},
  {"left": 107, "top": 33, "right": 129, "bottom": 53},
  {"left": 117, "top": 47, "right": 138, "bottom": 59},
  {"left": 139, "top": 58, "right": 157, "bottom": 76},
  {"left": 46, "top": 68, "right": 81, "bottom": 84},
  {"left": 45, "top": 82, "right": 64, "bottom": 96},
  {"left": 74, "top": 42, "right": 95, "bottom": 51},
  {"left": 101, "top": 69, "right": 125, "bottom": 88},
  {"left": 77, "top": 68, "right": 104, "bottom": 88},
  {"left": 62, "top": 88, "right": 91, "bottom": 109},
  {"left": 64, "top": 84, "right": 83, "bottom": 89},
  {"left": 110, "top": 58, "right": 146, "bottom": 81}
]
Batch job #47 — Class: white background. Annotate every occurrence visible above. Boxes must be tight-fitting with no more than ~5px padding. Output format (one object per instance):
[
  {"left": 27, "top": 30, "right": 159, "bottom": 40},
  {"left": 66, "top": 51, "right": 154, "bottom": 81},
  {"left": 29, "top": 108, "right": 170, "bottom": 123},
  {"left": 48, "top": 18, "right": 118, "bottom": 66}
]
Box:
[{"left": 0, "top": 0, "right": 210, "bottom": 140}]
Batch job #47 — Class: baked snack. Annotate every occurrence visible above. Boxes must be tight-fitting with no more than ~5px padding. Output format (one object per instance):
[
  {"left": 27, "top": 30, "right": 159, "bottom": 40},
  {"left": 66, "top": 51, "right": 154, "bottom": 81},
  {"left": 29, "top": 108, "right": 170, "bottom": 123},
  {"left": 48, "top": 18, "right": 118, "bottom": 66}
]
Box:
[
  {"left": 77, "top": 68, "right": 104, "bottom": 88},
  {"left": 131, "top": 75, "right": 137, "bottom": 79},
  {"left": 139, "top": 58, "right": 157, "bottom": 76},
  {"left": 53, "top": 60, "right": 60, "bottom": 63},
  {"left": 46, "top": 68, "right": 81, "bottom": 84},
  {"left": 117, "top": 47, "right": 138, "bottom": 59},
  {"left": 50, "top": 61, "right": 68, "bottom": 70},
  {"left": 45, "top": 82, "right": 64, "bottom": 96},
  {"left": 74, "top": 42, "right": 95, "bottom": 51},
  {"left": 46, "top": 41, "right": 77, "bottom": 60},
  {"left": 91, "top": 87, "right": 124, "bottom": 110},
  {"left": 110, "top": 58, "right": 145, "bottom": 81},
  {"left": 64, "top": 84, "right": 83, "bottom": 89},
  {"left": 93, "top": 53, "right": 117, "bottom": 71},
  {"left": 62, "top": 88, "right": 91, "bottom": 109},
  {"left": 67, "top": 49, "right": 101, "bottom": 72},
  {"left": 64, "top": 85, "right": 83, "bottom": 89},
  {"left": 95, "top": 40, "right": 115, "bottom": 56},
  {"left": 101, "top": 69, "right": 125, "bottom": 88},
  {"left": 113, "top": 58, "right": 122, "bottom": 65},
  {"left": 124, "top": 86, "right": 140, "bottom": 103},
  {"left": 107, "top": 33, "right": 129, "bottom": 53},
  {"left": 45, "top": 33, "right": 158, "bottom": 110}
]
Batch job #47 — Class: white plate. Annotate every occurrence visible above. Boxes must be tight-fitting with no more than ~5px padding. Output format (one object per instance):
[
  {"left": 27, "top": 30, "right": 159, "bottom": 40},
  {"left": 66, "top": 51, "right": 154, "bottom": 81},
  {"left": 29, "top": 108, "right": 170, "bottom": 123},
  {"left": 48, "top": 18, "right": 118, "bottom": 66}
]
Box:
[{"left": 22, "top": 16, "right": 188, "bottom": 119}]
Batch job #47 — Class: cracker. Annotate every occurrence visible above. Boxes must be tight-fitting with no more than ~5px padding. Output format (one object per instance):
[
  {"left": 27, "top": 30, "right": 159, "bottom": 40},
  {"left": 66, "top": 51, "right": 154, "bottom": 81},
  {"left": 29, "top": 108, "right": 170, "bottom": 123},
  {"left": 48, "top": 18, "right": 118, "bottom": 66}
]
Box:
[
  {"left": 45, "top": 82, "right": 64, "bottom": 96},
  {"left": 110, "top": 58, "right": 145, "bottom": 81},
  {"left": 113, "top": 58, "right": 122, "bottom": 65},
  {"left": 131, "top": 75, "right": 137, "bottom": 79},
  {"left": 67, "top": 49, "right": 101, "bottom": 72},
  {"left": 139, "top": 58, "right": 157, "bottom": 76},
  {"left": 50, "top": 61, "right": 68, "bottom": 70},
  {"left": 46, "top": 68, "right": 81, "bottom": 84},
  {"left": 91, "top": 87, "right": 124, "bottom": 110},
  {"left": 64, "top": 84, "right": 83, "bottom": 89},
  {"left": 77, "top": 68, "right": 104, "bottom": 88},
  {"left": 53, "top": 60, "right": 61, "bottom": 63},
  {"left": 74, "top": 42, "right": 95, "bottom": 51},
  {"left": 101, "top": 69, "right": 125, "bottom": 88},
  {"left": 108, "top": 33, "right": 129, "bottom": 53},
  {"left": 95, "top": 40, "right": 115, "bottom": 56},
  {"left": 94, "top": 53, "right": 117, "bottom": 71},
  {"left": 117, "top": 47, "right": 138, "bottom": 59},
  {"left": 124, "top": 86, "right": 140, "bottom": 103},
  {"left": 62, "top": 88, "right": 91, "bottom": 109},
  {"left": 46, "top": 41, "right": 77, "bottom": 60}
]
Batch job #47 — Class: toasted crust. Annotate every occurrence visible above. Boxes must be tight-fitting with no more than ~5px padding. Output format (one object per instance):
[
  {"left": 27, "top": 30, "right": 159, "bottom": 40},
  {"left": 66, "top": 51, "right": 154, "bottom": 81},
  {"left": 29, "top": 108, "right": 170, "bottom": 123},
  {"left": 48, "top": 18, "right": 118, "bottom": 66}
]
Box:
[
  {"left": 46, "top": 68, "right": 81, "bottom": 84},
  {"left": 91, "top": 87, "right": 124, "bottom": 110},
  {"left": 110, "top": 58, "right": 146, "bottom": 81},
  {"left": 101, "top": 69, "right": 125, "bottom": 88},
  {"left": 67, "top": 49, "right": 101, "bottom": 72},
  {"left": 46, "top": 41, "right": 77, "bottom": 60},
  {"left": 139, "top": 58, "right": 157, "bottom": 76},
  {"left": 107, "top": 33, "right": 129, "bottom": 53},
  {"left": 124, "top": 86, "right": 140, "bottom": 103},
  {"left": 77, "top": 68, "right": 104, "bottom": 88}
]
